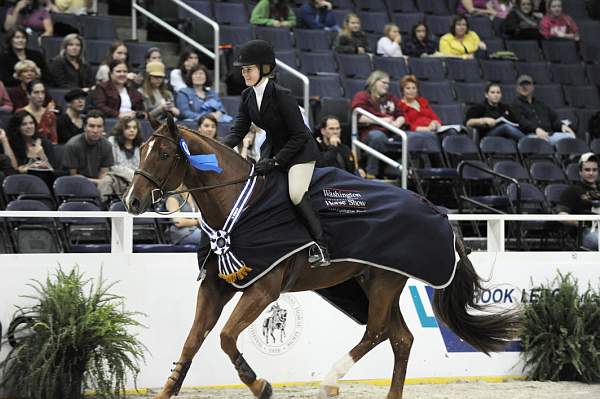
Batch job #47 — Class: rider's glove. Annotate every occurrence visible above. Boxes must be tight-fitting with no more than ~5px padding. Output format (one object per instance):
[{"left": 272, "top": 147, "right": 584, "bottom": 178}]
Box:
[{"left": 254, "top": 158, "right": 278, "bottom": 175}]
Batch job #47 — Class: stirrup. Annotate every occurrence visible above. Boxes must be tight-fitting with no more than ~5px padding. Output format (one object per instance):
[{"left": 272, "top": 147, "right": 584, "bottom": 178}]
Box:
[{"left": 309, "top": 243, "right": 330, "bottom": 267}]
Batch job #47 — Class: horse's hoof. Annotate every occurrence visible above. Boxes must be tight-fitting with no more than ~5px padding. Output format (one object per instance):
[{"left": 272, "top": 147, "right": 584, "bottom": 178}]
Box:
[
  {"left": 257, "top": 379, "right": 273, "bottom": 399},
  {"left": 318, "top": 385, "right": 339, "bottom": 398}
]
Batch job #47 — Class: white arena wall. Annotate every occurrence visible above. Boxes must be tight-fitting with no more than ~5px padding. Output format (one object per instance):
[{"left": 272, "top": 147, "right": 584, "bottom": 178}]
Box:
[{"left": 1, "top": 250, "right": 599, "bottom": 389}]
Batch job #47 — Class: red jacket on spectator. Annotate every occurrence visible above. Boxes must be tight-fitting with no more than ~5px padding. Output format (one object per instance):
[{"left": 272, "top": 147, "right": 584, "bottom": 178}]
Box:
[
  {"left": 399, "top": 96, "right": 441, "bottom": 131},
  {"left": 93, "top": 81, "right": 145, "bottom": 118},
  {"left": 351, "top": 90, "right": 404, "bottom": 140},
  {"left": 539, "top": 14, "right": 579, "bottom": 39}
]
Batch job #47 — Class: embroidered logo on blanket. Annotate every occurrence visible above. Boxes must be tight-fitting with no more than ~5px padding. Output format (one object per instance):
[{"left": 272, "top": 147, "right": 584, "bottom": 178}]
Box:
[{"left": 323, "top": 188, "right": 368, "bottom": 214}]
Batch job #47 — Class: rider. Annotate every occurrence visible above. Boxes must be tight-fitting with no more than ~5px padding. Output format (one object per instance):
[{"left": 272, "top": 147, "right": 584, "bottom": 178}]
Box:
[{"left": 223, "top": 39, "right": 330, "bottom": 267}]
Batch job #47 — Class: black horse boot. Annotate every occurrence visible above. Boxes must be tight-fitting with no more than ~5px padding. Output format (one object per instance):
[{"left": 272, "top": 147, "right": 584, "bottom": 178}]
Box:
[{"left": 295, "top": 192, "right": 331, "bottom": 267}]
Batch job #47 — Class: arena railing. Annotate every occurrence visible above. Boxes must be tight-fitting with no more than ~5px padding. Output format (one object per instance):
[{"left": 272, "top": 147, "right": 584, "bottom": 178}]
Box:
[
  {"left": 351, "top": 107, "right": 408, "bottom": 188},
  {"left": 0, "top": 212, "right": 599, "bottom": 254}
]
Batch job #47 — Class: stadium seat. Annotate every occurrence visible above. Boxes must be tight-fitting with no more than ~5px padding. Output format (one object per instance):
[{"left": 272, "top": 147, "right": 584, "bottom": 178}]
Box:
[
  {"left": 483, "top": 38, "right": 505, "bottom": 55},
  {"left": 581, "top": 41, "right": 600, "bottom": 64},
  {"left": 550, "top": 63, "right": 588, "bottom": 86},
  {"left": 85, "top": 39, "right": 113, "bottom": 65},
  {"left": 499, "top": 83, "right": 518, "bottom": 104},
  {"left": 254, "top": 26, "right": 294, "bottom": 50},
  {"left": 79, "top": 15, "right": 117, "bottom": 39},
  {"left": 309, "top": 75, "right": 343, "bottom": 98},
  {"left": 356, "top": 0, "right": 387, "bottom": 11},
  {"left": 468, "top": 16, "right": 494, "bottom": 39},
  {"left": 458, "top": 160, "right": 512, "bottom": 212},
  {"left": 221, "top": 96, "right": 241, "bottom": 115},
  {"left": 564, "top": 86, "right": 600, "bottom": 109},
  {"left": 505, "top": 40, "right": 544, "bottom": 62},
  {"left": 373, "top": 56, "right": 409, "bottom": 80},
  {"left": 2, "top": 174, "right": 55, "bottom": 210},
  {"left": 579, "top": 20, "right": 600, "bottom": 42},
  {"left": 408, "top": 57, "right": 445, "bottom": 81},
  {"left": 387, "top": 0, "right": 418, "bottom": 12},
  {"left": 48, "top": 88, "right": 70, "bottom": 112},
  {"left": 454, "top": 82, "right": 487, "bottom": 105},
  {"left": 417, "top": 0, "right": 451, "bottom": 15},
  {"left": 342, "top": 77, "right": 367, "bottom": 99},
  {"left": 542, "top": 40, "right": 580, "bottom": 64},
  {"left": 53, "top": 175, "right": 102, "bottom": 206},
  {"left": 275, "top": 49, "right": 298, "bottom": 68},
  {"left": 178, "top": 0, "right": 212, "bottom": 19},
  {"left": 480, "top": 59, "right": 517, "bottom": 83},
  {"left": 358, "top": 11, "right": 390, "bottom": 33},
  {"left": 419, "top": 81, "right": 455, "bottom": 104},
  {"left": 57, "top": 201, "right": 110, "bottom": 249},
  {"left": 442, "top": 135, "right": 481, "bottom": 168},
  {"left": 585, "top": 64, "right": 600, "bottom": 87},
  {"left": 425, "top": 15, "right": 454, "bottom": 36},
  {"left": 562, "top": 0, "right": 590, "bottom": 19},
  {"left": 565, "top": 162, "right": 581, "bottom": 183},
  {"left": 335, "top": 53, "right": 373, "bottom": 78},
  {"left": 220, "top": 25, "right": 253, "bottom": 45},
  {"left": 544, "top": 183, "right": 569, "bottom": 207},
  {"left": 555, "top": 107, "right": 579, "bottom": 134},
  {"left": 446, "top": 58, "right": 481, "bottom": 82},
  {"left": 535, "top": 84, "right": 566, "bottom": 108},
  {"left": 575, "top": 108, "right": 600, "bottom": 138},
  {"left": 294, "top": 29, "right": 332, "bottom": 51},
  {"left": 300, "top": 51, "right": 337, "bottom": 75},
  {"left": 213, "top": 2, "right": 248, "bottom": 25},
  {"left": 431, "top": 103, "right": 463, "bottom": 124},
  {"left": 41, "top": 36, "right": 63, "bottom": 61},
  {"left": 494, "top": 160, "right": 531, "bottom": 182},
  {"left": 554, "top": 137, "right": 591, "bottom": 166},
  {"left": 127, "top": 42, "right": 153, "bottom": 68},
  {"left": 515, "top": 61, "right": 553, "bottom": 84},
  {"left": 5, "top": 199, "right": 62, "bottom": 253},
  {"left": 392, "top": 13, "right": 425, "bottom": 34},
  {"left": 518, "top": 136, "right": 556, "bottom": 167},
  {"left": 591, "top": 138, "right": 600, "bottom": 154},
  {"left": 507, "top": 182, "right": 550, "bottom": 214},
  {"left": 51, "top": 12, "right": 80, "bottom": 34},
  {"left": 529, "top": 161, "right": 567, "bottom": 186},
  {"left": 480, "top": 137, "right": 519, "bottom": 165}
]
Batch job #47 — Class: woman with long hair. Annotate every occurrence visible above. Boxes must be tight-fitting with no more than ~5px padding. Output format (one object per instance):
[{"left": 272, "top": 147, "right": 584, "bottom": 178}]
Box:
[
  {"left": 107, "top": 116, "right": 143, "bottom": 182},
  {"left": 176, "top": 64, "right": 231, "bottom": 123},
  {"left": 333, "top": 12, "right": 369, "bottom": 54},
  {"left": 94, "top": 60, "right": 146, "bottom": 119},
  {"left": 402, "top": 22, "right": 438, "bottom": 57},
  {"left": 19, "top": 80, "right": 57, "bottom": 144},
  {"left": 540, "top": 0, "right": 579, "bottom": 40},
  {"left": 6, "top": 110, "right": 55, "bottom": 173},
  {"left": 49, "top": 33, "right": 94, "bottom": 89},
  {"left": 170, "top": 48, "right": 200, "bottom": 92},
  {"left": 140, "top": 61, "right": 180, "bottom": 120},
  {"left": 502, "top": 0, "right": 543, "bottom": 40},
  {"left": 95, "top": 40, "right": 133, "bottom": 83},
  {"left": 0, "top": 27, "right": 50, "bottom": 87}
]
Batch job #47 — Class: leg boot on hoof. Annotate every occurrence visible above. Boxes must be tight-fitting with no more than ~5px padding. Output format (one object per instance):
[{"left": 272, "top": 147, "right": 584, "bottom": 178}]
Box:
[
  {"left": 317, "top": 385, "right": 340, "bottom": 399},
  {"left": 256, "top": 379, "right": 273, "bottom": 399}
]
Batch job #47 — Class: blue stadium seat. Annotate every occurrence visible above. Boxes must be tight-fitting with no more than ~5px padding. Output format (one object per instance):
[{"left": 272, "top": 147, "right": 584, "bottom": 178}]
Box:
[
  {"left": 430, "top": 103, "right": 463, "bottom": 125},
  {"left": 480, "top": 137, "right": 519, "bottom": 164},
  {"left": 499, "top": 84, "right": 518, "bottom": 104},
  {"left": 565, "top": 163, "right": 581, "bottom": 183},
  {"left": 254, "top": 26, "right": 294, "bottom": 50},
  {"left": 480, "top": 59, "right": 517, "bottom": 83},
  {"left": 425, "top": 15, "right": 453, "bottom": 36},
  {"left": 529, "top": 161, "right": 567, "bottom": 186},
  {"left": 2, "top": 175, "right": 55, "bottom": 210},
  {"left": 392, "top": 13, "right": 425, "bottom": 34},
  {"left": 535, "top": 84, "right": 566, "bottom": 108},
  {"left": 214, "top": 2, "right": 248, "bottom": 25},
  {"left": 505, "top": 40, "right": 544, "bottom": 62},
  {"left": 542, "top": 40, "right": 580, "bottom": 64},
  {"left": 494, "top": 160, "right": 531, "bottom": 182},
  {"left": 518, "top": 136, "right": 556, "bottom": 167},
  {"left": 581, "top": 42, "right": 600, "bottom": 63},
  {"left": 51, "top": 12, "right": 80, "bottom": 33},
  {"left": 564, "top": 85, "right": 600, "bottom": 109},
  {"left": 372, "top": 56, "right": 409, "bottom": 79},
  {"left": 342, "top": 77, "right": 367, "bottom": 99},
  {"left": 454, "top": 82, "right": 487, "bottom": 105},
  {"left": 356, "top": 0, "right": 387, "bottom": 11},
  {"left": 358, "top": 11, "right": 390, "bottom": 33},
  {"left": 555, "top": 107, "right": 579, "bottom": 133},
  {"left": 5, "top": 199, "right": 62, "bottom": 253},
  {"left": 506, "top": 182, "right": 549, "bottom": 213},
  {"left": 387, "top": 0, "right": 419, "bottom": 13},
  {"left": 442, "top": 135, "right": 481, "bottom": 168},
  {"left": 300, "top": 51, "right": 337, "bottom": 75},
  {"left": 408, "top": 57, "right": 445, "bottom": 81},
  {"left": 332, "top": 9, "right": 350, "bottom": 27},
  {"left": 515, "top": 61, "right": 553, "bottom": 84},
  {"left": 53, "top": 175, "right": 101, "bottom": 206},
  {"left": 220, "top": 25, "right": 253, "bottom": 45},
  {"left": 550, "top": 63, "right": 588, "bottom": 86},
  {"left": 446, "top": 58, "right": 481, "bottom": 82},
  {"left": 221, "top": 96, "right": 241, "bottom": 115},
  {"left": 586, "top": 64, "right": 600, "bottom": 87},
  {"left": 335, "top": 53, "right": 373, "bottom": 78},
  {"left": 294, "top": 29, "right": 332, "bottom": 51},
  {"left": 544, "top": 183, "right": 569, "bottom": 207},
  {"left": 309, "top": 75, "right": 343, "bottom": 98},
  {"left": 79, "top": 15, "right": 117, "bottom": 39},
  {"left": 482, "top": 38, "right": 505, "bottom": 55},
  {"left": 554, "top": 137, "right": 590, "bottom": 166},
  {"left": 41, "top": 36, "right": 63, "bottom": 62},
  {"left": 417, "top": 0, "right": 451, "bottom": 15},
  {"left": 178, "top": 0, "right": 213, "bottom": 19},
  {"left": 562, "top": 0, "right": 590, "bottom": 19},
  {"left": 127, "top": 42, "right": 153, "bottom": 68},
  {"left": 579, "top": 20, "right": 600, "bottom": 42},
  {"left": 85, "top": 39, "right": 113, "bottom": 65},
  {"left": 468, "top": 16, "right": 494, "bottom": 39},
  {"left": 47, "top": 88, "right": 70, "bottom": 112},
  {"left": 419, "top": 81, "right": 455, "bottom": 104},
  {"left": 275, "top": 49, "right": 298, "bottom": 68}
]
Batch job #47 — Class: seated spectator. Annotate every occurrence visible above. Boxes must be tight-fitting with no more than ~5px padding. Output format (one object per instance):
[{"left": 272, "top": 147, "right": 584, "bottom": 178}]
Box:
[
  {"left": 197, "top": 114, "right": 218, "bottom": 139},
  {"left": 465, "top": 83, "right": 524, "bottom": 141},
  {"left": 3, "top": 0, "right": 53, "bottom": 37},
  {"left": 6, "top": 110, "right": 55, "bottom": 174},
  {"left": 0, "top": 81, "right": 14, "bottom": 114},
  {"left": 56, "top": 89, "right": 86, "bottom": 144},
  {"left": 540, "top": 0, "right": 579, "bottom": 41},
  {"left": 170, "top": 48, "right": 200, "bottom": 92},
  {"left": 333, "top": 12, "right": 369, "bottom": 54},
  {"left": 439, "top": 15, "right": 487, "bottom": 59},
  {"left": 49, "top": 33, "right": 95, "bottom": 90},
  {"left": 250, "top": 0, "right": 296, "bottom": 28},
  {"left": 0, "top": 127, "right": 18, "bottom": 176},
  {"left": 165, "top": 189, "right": 202, "bottom": 245},
  {"left": 94, "top": 60, "right": 146, "bottom": 120},
  {"left": 62, "top": 110, "right": 114, "bottom": 189},
  {"left": 96, "top": 41, "right": 133, "bottom": 84},
  {"left": 502, "top": 0, "right": 543, "bottom": 40},
  {"left": 107, "top": 116, "right": 142, "bottom": 183},
  {"left": 176, "top": 64, "right": 231, "bottom": 123},
  {"left": 140, "top": 61, "right": 180, "bottom": 120},
  {"left": 48, "top": 0, "right": 91, "bottom": 14},
  {"left": 350, "top": 70, "right": 405, "bottom": 178},
  {"left": 377, "top": 23, "right": 404, "bottom": 58},
  {"left": 458, "top": 0, "right": 497, "bottom": 17},
  {"left": 557, "top": 153, "right": 600, "bottom": 250},
  {"left": 18, "top": 80, "right": 57, "bottom": 144},
  {"left": 315, "top": 115, "right": 365, "bottom": 177},
  {"left": 0, "top": 27, "right": 51, "bottom": 87},
  {"left": 399, "top": 74, "right": 452, "bottom": 135},
  {"left": 402, "top": 22, "right": 438, "bottom": 58},
  {"left": 511, "top": 74, "right": 575, "bottom": 144},
  {"left": 297, "top": 0, "right": 338, "bottom": 31},
  {"left": 145, "top": 47, "right": 162, "bottom": 64},
  {"left": 7, "top": 60, "right": 53, "bottom": 110},
  {"left": 490, "top": 0, "right": 513, "bottom": 19}
]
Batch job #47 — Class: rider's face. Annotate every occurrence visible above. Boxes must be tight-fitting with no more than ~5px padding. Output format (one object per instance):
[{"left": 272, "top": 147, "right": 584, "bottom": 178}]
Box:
[{"left": 241, "top": 64, "right": 261, "bottom": 86}]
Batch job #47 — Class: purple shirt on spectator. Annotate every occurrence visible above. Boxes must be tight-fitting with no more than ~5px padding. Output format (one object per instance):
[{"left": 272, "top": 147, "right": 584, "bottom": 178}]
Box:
[
  {"left": 457, "top": 0, "right": 488, "bottom": 14},
  {"left": 9, "top": 6, "right": 49, "bottom": 33}
]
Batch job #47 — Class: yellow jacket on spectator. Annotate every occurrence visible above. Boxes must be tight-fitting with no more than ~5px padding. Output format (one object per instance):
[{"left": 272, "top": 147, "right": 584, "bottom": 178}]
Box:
[
  {"left": 54, "top": 0, "right": 88, "bottom": 13},
  {"left": 438, "top": 31, "right": 481, "bottom": 59}
]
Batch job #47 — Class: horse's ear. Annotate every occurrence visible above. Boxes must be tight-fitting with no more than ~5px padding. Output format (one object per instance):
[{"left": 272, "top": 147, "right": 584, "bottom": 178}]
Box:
[
  {"left": 148, "top": 114, "right": 161, "bottom": 131},
  {"left": 166, "top": 114, "right": 179, "bottom": 138}
]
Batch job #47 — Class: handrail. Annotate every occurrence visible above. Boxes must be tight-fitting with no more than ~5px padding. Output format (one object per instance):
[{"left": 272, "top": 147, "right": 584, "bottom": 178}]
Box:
[
  {"left": 351, "top": 107, "right": 408, "bottom": 188},
  {"left": 131, "top": 0, "right": 220, "bottom": 95},
  {"left": 352, "top": 139, "right": 403, "bottom": 173},
  {"left": 277, "top": 60, "right": 310, "bottom": 119}
]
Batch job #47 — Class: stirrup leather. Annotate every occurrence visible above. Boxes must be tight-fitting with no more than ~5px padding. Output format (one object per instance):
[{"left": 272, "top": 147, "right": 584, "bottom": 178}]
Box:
[{"left": 168, "top": 360, "right": 192, "bottom": 396}]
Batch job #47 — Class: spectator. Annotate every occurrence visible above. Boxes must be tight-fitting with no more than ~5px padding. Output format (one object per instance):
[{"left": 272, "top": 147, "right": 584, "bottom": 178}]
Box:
[
  {"left": 62, "top": 110, "right": 114, "bottom": 187},
  {"left": 176, "top": 64, "right": 231, "bottom": 123},
  {"left": 6, "top": 110, "right": 55, "bottom": 173},
  {"left": 540, "top": 0, "right": 579, "bottom": 41},
  {"left": 165, "top": 189, "right": 202, "bottom": 245},
  {"left": 502, "top": 0, "right": 543, "bottom": 40},
  {"left": 170, "top": 48, "right": 200, "bottom": 92},
  {"left": 465, "top": 83, "right": 524, "bottom": 141},
  {"left": 56, "top": 88, "right": 86, "bottom": 144},
  {"left": 94, "top": 60, "right": 146, "bottom": 120},
  {"left": 510, "top": 74, "right": 575, "bottom": 144},
  {"left": 377, "top": 23, "right": 404, "bottom": 58},
  {"left": 95, "top": 41, "right": 132, "bottom": 84},
  {"left": 0, "top": 27, "right": 50, "bottom": 87},
  {"left": 49, "top": 33, "right": 95, "bottom": 90},
  {"left": 297, "top": 0, "right": 338, "bottom": 31},
  {"left": 333, "top": 12, "right": 369, "bottom": 54},
  {"left": 490, "top": 0, "right": 513, "bottom": 19},
  {"left": 145, "top": 47, "right": 162, "bottom": 64},
  {"left": 250, "top": 0, "right": 296, "bottom": 28},
  {"left": 457, "top": 0, "right": 497, "bottom": 17},
  {"left": 398, "top": 74, "right": 448, "bottom": 134},
  {"left": 107, "top": 116, "right": 142, "bottom": 183},
  {"left": 7, "top": 60, "right": 53, "bottom": 110},
  {"left": 350, "top": 70, "right": 405, "bottom": 178},
  {"left": 3, "top": 0, "right": 53, "bottom": 37},
  {"left": 439, "top": 15, "right": 487, "bottom": 59},
  {"left": 0, "top": 81, "right": 14, "bottom": 114},
  {"left": 0, "top": 127, "right": 18, "bottom": 176},
  {"left": 557, "top": 153, "right": 600, "bottom": 250},
  {"left": 402, "top": 22, "right": 438, "bottom": 58},
  {"left": 140, "top": 61, "right": 180, "bottom": 120},
  {"left": 48, "top": 0, "right": 92, "bottom": 14},
  {"left": 315, "top": 115, "right": 365, "bottom": 177},
  {"left": 18, "top": 80, "right": 57, "bottom": 144},
  {"left": 197, "top": 114, "right": 218, "bottom": 139}
]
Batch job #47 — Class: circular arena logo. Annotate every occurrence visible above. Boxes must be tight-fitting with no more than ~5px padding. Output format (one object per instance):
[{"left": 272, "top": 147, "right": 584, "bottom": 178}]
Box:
[{"left": 248, "top": 294, "right": 303, "bottom": 355}]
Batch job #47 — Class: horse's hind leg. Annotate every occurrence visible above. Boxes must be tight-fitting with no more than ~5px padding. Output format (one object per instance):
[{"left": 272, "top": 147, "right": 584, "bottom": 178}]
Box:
[
  {"left": 385, "top": 293, "right": 413, "bottom": 399},
  {"left": 155, "top": 270, "right": 235, "bottom": 399},
  {"left": 319, "top": 271, "right": 408, "bottom": 399}
]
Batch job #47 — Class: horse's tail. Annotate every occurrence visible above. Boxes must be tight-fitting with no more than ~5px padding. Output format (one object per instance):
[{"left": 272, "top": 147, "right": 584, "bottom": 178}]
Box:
[{"left": 432, "top": 234, "right": 522, "bottom": 355}]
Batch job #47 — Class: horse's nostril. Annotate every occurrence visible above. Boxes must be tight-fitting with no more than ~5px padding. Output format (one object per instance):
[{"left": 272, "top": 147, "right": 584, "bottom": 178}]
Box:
[{"left": 130, "top": 197, "right": 141, "bottom": 213}]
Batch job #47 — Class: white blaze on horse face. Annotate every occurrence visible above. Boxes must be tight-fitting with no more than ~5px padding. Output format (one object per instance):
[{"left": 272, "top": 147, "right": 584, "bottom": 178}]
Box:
[
  {"left": 321, "top": 353, "right": 354, "bottom": 390},
  {"left": 144, "top": 138, "right": 156, "bottom": 163}
]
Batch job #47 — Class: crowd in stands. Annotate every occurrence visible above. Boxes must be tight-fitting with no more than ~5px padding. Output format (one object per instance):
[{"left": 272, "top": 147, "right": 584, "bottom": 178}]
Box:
[{"left": 0, "top": 0, "right": 600, "bottom": 252}]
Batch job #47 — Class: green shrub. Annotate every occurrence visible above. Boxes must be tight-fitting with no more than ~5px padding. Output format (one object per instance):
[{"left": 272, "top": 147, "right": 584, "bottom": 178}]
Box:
[
  {"left": 0, "top": 267, "right": 146, "bottom": 399},
  {"left": 520, "top": 272, "right": 600, "bottom": 382}
]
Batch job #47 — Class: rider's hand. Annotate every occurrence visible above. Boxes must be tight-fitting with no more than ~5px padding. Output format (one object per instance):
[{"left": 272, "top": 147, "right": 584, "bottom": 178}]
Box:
[{"left": 254, "top": 158, "right": 278, "bottom": 175}]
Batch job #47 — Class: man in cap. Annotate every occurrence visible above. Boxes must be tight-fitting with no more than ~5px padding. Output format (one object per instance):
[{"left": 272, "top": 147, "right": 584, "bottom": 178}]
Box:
[
  {"left": 56, "top": 88, "right": 87, "bottom": 143},
  {"left": 510, "top": 74, "right": 575, "bottom": 144},
  {"left": 557, "top": 152, "right": 600, "bottom": 250}
]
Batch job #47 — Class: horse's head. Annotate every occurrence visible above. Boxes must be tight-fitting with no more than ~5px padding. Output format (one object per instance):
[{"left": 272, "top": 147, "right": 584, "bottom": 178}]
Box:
[{"left": 124, "top": 115, "right": 187, "bottom": 214}]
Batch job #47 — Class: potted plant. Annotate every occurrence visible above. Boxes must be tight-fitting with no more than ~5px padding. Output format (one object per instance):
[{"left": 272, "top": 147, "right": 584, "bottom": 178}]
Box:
[
  {"left": 520, "top": 272, "right": 600, "bottom": 382},
  {"left": 0, "top": 267, "right": 146, "bottom": 399}
]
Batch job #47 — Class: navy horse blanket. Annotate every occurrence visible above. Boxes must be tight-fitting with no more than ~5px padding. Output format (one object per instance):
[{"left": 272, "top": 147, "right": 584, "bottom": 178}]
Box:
[{"left": 197, "top": 167, "right": 457, "bottom": 289}]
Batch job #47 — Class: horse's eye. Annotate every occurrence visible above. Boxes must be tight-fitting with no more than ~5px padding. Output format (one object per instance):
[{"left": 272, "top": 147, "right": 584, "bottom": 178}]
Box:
[{"left": 159, "top": 153, "right": 170, "bottom": 160}]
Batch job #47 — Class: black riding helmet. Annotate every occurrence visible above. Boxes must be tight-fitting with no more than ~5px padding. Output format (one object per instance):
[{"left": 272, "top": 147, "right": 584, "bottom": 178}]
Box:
[{"left": 234, "top": 40, "right": 276, "bottom": 83}]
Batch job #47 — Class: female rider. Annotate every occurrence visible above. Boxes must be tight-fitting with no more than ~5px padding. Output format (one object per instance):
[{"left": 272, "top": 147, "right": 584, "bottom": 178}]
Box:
[{"left": 223, "top": 39, "right": 329, "bottom": 266}]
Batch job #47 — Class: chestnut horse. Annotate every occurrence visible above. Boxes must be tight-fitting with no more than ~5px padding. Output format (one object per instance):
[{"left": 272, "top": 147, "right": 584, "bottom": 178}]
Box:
[{"left": 124, "top": 117, "right": 520, "bottom": 399}]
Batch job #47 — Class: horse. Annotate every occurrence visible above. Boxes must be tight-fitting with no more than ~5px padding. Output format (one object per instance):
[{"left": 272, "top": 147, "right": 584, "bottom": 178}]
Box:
[
  {"left": 123, "top": 116, "right": 521, "bottom": 399},
  {"left": 262, "top": 304, "right": 287, "bottom": 344}
]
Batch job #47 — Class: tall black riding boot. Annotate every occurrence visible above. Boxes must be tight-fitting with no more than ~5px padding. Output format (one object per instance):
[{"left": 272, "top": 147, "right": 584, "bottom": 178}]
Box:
[{"left": 295, "top": 192, "right": 331, "bottom": 267}]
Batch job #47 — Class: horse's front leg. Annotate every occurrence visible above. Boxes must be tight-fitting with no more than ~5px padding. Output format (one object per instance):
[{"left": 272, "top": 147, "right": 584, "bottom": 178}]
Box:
[
  {"left": 155, "top": 267, "right": 235, "bottom": 399},
  {"left": 220, "top": 268, "right": 285, "bottom": 399}
]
